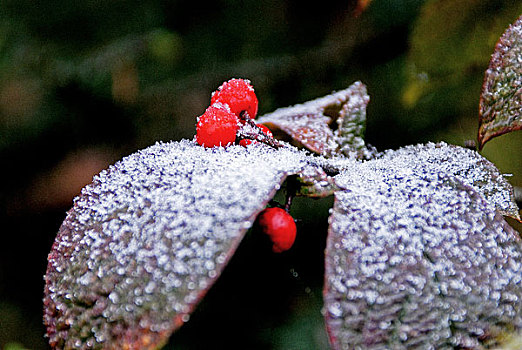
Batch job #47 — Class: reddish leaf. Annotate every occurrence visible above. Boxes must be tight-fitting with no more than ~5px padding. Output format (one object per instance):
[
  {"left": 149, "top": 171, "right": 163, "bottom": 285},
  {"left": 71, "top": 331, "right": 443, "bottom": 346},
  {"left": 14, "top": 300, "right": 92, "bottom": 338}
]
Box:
[
  {"left": 43, "top": 140, "right": 309, "bottom": 349},
  {"left": 257, "top": 82, "right": 372, "bottom": 158},
  {"left": 325, "top": 143, "right": 522, "bottom": 349},
  {"left": 478, "top": 14, "right": 522, "bottom": 149},
  {"left": 260, "top": 112, "right": 336, "bottom": 155}
]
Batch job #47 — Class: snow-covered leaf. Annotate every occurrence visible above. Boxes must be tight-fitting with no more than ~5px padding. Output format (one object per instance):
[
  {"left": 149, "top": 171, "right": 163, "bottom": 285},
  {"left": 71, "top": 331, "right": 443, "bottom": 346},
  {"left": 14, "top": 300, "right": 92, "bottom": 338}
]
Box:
[
  {"left": 257, "top": 82, "right": 371, "bottom": 158},
  {"left": 43, "top": 140, "right": 309, "bottom": 349},
  {"left": 334, "top": 82, "right": 371, "bottom": 158},
  {"left": 260, "top": 112, "right": 336, "bottom": 155},
  {"left": 376, "top": 143, "right": 520, "bottom": 221},
  {"left": 325, "top": 144, "right": 522, "bottom": 349},
  {"left": 479, "top": 14, "right": 522, "bottom": 149}
]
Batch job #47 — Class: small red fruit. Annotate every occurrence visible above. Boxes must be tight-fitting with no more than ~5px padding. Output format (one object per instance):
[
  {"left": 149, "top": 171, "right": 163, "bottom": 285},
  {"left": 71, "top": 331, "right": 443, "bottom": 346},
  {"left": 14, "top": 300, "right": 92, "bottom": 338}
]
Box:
[
  {"left": 257, "top": 207, "right": 296, "bottom": 253},
  {"left": 239, "top": 124, "right": 273, "bottom": 147},
  {"left": 196, "top": 103, "right": 239, "bottom": 148},
  {"left": 211, "top": 78, "right": 258, "bottom": 120},
  {"left": 258, "top": 124, "right": 272, "bottom": 135}
]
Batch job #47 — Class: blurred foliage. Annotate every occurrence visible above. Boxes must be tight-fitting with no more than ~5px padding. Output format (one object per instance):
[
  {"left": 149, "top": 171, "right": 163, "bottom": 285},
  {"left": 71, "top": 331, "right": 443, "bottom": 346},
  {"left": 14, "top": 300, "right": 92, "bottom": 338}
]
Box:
[
  {"left": 4, "top": 343, "right": 31, "bottom": 350},
  {"left": 403, "top": 0, "right": 522, "bottom": 131},
  {"left": 0, "top": 0, "right": 520, "bottom": 349}
]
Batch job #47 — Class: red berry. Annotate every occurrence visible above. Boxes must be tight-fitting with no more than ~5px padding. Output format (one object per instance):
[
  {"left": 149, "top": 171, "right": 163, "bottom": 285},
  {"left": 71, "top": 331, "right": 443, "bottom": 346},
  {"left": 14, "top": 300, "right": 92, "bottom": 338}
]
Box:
[
  {"left": 196, "top": 103, "right": 239, "bottom": 148},
  {"left": 211, "top": 78, "right": 258, "bottom": 120},
  {"left": 257, "top": 207, "right": 296, "bottom": 253},
  {"left": 239, "top": 124, "right": 273, "bottom": 147}
]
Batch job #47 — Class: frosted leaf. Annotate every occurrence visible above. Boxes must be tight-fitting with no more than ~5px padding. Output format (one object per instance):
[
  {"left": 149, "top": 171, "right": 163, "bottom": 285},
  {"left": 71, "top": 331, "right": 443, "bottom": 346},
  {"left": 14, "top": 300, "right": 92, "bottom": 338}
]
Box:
[
  {"left": 375, "top": 142, "right": 520, "bottom": 220},
  {"left": 257, "top": 82, "right": 372, "bottom": 158},
  {"left": 334, "top": 82, "right": 371, "bottom": 159},
  {"left": 478, "top": 14, "right": 522, "bottom": 149},
  {"left": 260, "top": 112, "right": 337, "bottom": 156},
  {"left": 325, "top": 147, "right": 522, "bottom": 349},
  {"left": 43, "top": 140, "right": 310, "bottom": 350}
]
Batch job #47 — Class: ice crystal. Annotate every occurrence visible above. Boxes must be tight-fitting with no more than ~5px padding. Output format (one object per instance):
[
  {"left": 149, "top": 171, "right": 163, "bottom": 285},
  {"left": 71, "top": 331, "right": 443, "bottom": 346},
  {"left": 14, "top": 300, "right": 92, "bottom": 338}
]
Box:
[
  {"left": 325, "top": 142, "right": 522, "bottom": 349},
  {"left": 44, "top": 140, "right": 309, "bottom": 349},
  {"left": 478, "top": 14, "right": 522, "bottom": 149}
]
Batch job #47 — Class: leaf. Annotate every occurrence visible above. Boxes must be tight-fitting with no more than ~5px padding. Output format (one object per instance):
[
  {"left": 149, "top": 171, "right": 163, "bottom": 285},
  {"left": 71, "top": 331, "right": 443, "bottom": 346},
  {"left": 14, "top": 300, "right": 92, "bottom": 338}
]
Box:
[
  {"left": 478, "top": 14, "right": 522, "bottom": 149},
  {"left": 257, "top": 82, "right": 372, "bottom": 158},
  {"left": 376, "top": 142, "right": 520, "bottom": 221},
  {"left": 262, "top": 112, "right": 337, "bottom": 156},
  {"left": 325, "top": 143, "right": 522, "bottom": 349},
  {"left": 43, "top": 140, "right": 310, "bottom": 349},
  {"left": 334, "top": 82, "right": 371, "bottom": 158}
]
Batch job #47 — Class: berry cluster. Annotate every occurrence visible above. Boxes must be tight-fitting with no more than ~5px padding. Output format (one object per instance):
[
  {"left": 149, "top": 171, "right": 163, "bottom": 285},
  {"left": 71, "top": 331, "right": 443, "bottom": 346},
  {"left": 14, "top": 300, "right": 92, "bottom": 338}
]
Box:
[
  {"left": 196, "top": 78, "right": 296, "bottom": 252},
  {"left": 196, "top": 78, "right": 273, "bottom": 148}
]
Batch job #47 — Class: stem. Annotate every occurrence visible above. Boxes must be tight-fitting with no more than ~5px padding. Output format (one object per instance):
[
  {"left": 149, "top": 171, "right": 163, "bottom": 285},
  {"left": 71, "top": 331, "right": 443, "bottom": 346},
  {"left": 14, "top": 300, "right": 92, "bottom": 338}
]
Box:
[
  {"left": 284, "top": 176, "right": 297, "bottom": 212},
  {"left": 237, "top": 111, "right": 341, "bottom": 176},
  {"left": 237, "top": 111, "right": 284, "bottom": 149}
]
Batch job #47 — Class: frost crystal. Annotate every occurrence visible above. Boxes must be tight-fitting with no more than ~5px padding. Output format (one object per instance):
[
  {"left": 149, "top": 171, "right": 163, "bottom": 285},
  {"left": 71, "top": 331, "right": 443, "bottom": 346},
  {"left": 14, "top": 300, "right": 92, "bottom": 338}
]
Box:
[
  {"left": 44, "top": 140, "right": 309, "bottom": 349},
  {"left": 325, "top": 142, "right": 522, "bottom": 349}
]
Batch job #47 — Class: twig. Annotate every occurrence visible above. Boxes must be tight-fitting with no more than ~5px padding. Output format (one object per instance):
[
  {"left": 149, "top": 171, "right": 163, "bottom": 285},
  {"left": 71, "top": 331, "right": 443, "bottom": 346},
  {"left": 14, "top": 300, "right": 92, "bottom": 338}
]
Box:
[{"left": 236, "top": 113, "right": 284, "bottom": 149}]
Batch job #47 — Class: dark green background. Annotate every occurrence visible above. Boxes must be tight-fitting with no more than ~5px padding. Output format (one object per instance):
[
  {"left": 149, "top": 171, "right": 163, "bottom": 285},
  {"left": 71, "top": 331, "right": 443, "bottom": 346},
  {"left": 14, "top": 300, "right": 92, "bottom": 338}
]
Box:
[{"left": 1, "top": 0, "right": 521, "bottom": 349}]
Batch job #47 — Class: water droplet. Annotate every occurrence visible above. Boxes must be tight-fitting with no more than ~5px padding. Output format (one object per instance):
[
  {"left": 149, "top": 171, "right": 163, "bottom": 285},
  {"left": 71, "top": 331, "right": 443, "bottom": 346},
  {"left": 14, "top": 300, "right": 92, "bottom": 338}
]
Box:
[
  {"left": 108, "top": 291, "right": 119, "bottom": 303},
  {"left": 144, "top": 281, "right": 156, "bottom": 294},
  {"left": 328, "top": 302, "right": 343, "bottom": 317}
]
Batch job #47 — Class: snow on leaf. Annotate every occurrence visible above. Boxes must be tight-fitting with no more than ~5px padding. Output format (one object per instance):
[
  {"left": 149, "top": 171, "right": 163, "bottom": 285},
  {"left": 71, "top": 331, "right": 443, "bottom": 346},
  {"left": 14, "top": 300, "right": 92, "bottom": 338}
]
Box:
[
  {"left": 257, "top": 82, "right": 371, "bottom": 158},
  {"left": 325, "top": 145, "right": 522, "bottom": 349},
  {"left": 478, "top": 14, "right": 522, "bottom": 149},
  {"left": 43, "top": 140, "right": 310, "bottom": 350},
  {"left": 375, "top": 142, "right": 520, "bottom": 221},
  {"left": 261, "top": 112, "right": 337, "bottom": 156},
  {"left": 334, "top": 82, "right": 371, "bottom": 158}
]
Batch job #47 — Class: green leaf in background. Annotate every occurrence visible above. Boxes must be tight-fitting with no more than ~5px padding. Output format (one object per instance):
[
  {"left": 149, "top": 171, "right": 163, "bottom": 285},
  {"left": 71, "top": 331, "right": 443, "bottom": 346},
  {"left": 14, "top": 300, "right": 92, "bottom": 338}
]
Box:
[
  {"left": 478, "top": 14, "right": 522, "bottom": 149},
  {"left": 404, "top": 0, "right": 522, "bottom": 112},
  {"left": 3, "top": 343, "right": 30, "bottom": 350}
]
